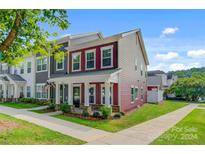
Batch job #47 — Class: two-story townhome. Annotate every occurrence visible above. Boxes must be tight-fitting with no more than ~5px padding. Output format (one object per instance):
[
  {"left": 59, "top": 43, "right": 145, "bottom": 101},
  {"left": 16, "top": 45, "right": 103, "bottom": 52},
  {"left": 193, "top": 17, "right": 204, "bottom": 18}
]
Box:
[{"left": 48, "top": 29, "right": 149, "bottom": 112}]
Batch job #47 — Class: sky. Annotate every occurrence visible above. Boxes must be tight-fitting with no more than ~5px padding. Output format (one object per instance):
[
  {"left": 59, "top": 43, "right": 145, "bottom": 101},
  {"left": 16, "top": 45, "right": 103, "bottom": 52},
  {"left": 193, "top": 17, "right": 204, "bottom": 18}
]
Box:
[{"left": 48, "top": 10, "right": 205, "bottom": 72}]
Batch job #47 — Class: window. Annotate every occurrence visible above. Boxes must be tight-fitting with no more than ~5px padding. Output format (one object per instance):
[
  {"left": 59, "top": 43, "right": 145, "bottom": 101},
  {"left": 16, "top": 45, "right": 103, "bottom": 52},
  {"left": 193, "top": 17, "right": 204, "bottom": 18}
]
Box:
[
  {"left": 101, "top": 45, "right": 113, "bottom": 68},
  {"left": 101, "top": 84, "right": 113, "bottom": 105},
  {"left": 56, "top": 58, "right": 64, "bottom": 71},
  {"left": 20, "top": 64, "right": 24, "bottom": 74},
  {"left": 27, "top": 86, "right": 31, "bottom": 98},
  {"left": 36, "top": 84, "right": 47, "bottom": 99},
  {"left": 131, "top": 86, "right": 135, "bottom": 102},
  {"left": 72, "top": 52, "right": 81, "bottom": 71},
  {"left": 89, "top": 85, "right": 96, "bottom": 104},
  {"left": 141, "top": 64, "right": 143, "bottom": 76},
  {"left": 27, "top": 62, "right": 31, "bottom": 73},
  {"left": 36, "top": 57, "right": 47, "bottom": 72},
  {"left": 141, "top": 87, "right": 143, "bottom": 100},
  {"left": 20, "top": 87, "right": 24, "bottom": 97},
  {"left": 86, "top": 49, "right": 96, "bottom": 70},
  {"left": 135, "top": 58, "right": 138, "bottom": 71},
  {"left": 135, "top": 87, "right": 138, "bottom": 99}
]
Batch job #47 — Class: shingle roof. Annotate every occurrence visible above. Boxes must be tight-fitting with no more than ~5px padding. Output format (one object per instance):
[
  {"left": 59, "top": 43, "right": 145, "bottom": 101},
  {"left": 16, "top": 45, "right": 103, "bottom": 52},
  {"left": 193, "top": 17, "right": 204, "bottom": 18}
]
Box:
[
  {"left": 148, "top": 70, "right": 165, "bottom": 76},
  {"left": 7, "top": 74, "right": 26, "bottom": 82},
  {"left": 147, "top": 76, "right": 162, "bottom": 86},
  {"left": 0, "top": 76, "right": 9, "bottom": 81}
]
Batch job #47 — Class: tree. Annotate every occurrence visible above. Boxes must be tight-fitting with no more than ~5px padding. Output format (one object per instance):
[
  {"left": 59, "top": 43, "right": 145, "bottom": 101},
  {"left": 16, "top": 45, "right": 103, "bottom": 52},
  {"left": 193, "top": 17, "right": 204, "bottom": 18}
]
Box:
[
  {"left": 168, "top": 75, "right": 205, "bottom": 101},
  {"left": 0, "top": 9, "right": 69, "bottom": 65}
]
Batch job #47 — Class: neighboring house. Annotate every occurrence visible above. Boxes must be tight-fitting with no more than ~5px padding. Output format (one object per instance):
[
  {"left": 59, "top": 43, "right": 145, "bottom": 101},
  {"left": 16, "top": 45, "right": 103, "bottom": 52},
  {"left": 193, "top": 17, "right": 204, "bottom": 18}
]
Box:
[
  {"left": 147, "top": 76, "right": 163, "bottom": 103},
  {"left": 0, "top": 29, "right": 149, "bottom": 113},
  {"left": 147, "top": 70, "right": 178, "bottom": 103},
  {"left": 48, "top": 29, "right": 149, "bottom": 112}
]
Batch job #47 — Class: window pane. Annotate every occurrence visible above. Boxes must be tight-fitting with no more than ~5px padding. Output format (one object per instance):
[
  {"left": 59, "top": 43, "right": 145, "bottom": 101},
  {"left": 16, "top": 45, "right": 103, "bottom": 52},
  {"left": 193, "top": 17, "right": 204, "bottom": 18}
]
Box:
[
  {"left": 87, "top": 61, "right": 94, "bottom": 69},
  {"left": 87, "top": 52, "right": 94, "bottom": 60},
  {"left": 57, "top": 62, "right": 63, "bottom": 69},
  {"left": 42, "top": 64, "right": 47, "bottom": 70},
  {"left": 103, "top": 49, "right": 111, "bottom": 57},
  {"left": 73, "top": 55, "right": 80, "bottom": 63},
  {"left": 73, "top": 63, "right": 80, "bottom": 70},
  {"left": 131, "top": 88, "right": 134, "bottom": 101},
  {"left": 135, "top": 88, "right": 138, "bottom": 99},
  {"left": 103, "top": 58, "right": 111, "bottom": 66}
]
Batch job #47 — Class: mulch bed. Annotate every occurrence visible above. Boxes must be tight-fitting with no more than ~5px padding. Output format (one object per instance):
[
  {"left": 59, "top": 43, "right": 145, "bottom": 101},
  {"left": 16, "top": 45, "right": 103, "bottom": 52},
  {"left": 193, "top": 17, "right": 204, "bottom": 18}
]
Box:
[
  {"left": 63, "top": 113, "right": 105, "bottom": 121},
  {"left": 0, "top": 121, "right": 18, "bottom": 132}
]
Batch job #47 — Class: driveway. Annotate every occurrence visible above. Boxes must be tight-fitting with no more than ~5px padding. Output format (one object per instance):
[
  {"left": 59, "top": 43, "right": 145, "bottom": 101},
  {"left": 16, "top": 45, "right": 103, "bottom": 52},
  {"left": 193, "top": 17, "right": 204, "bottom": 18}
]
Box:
[
  {"left": 86, "top": 103, "right": 197, "bottom": 144},
  {"left": 0, "top": 106, "right": 111, "bottom": 142}
]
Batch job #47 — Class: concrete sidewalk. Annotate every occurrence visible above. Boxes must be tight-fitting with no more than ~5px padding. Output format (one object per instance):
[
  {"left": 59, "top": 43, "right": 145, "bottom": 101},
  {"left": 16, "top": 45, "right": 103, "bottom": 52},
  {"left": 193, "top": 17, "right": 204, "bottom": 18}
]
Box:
[
  {"left": 0, "top": 106, "right": 111, "bottom": 142},
  {"left": 87, "top": 103, "right": 197, "bottom": 145}
]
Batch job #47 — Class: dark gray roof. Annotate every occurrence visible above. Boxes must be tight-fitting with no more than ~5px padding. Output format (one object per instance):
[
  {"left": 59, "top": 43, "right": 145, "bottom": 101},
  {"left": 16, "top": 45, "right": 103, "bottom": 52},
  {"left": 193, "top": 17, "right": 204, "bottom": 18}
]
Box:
[
  {"left": 50, "top": 68, "right": 121, "bottom": 79},
  {"left": 7, "top": 74, "right": 26, "bottom": 82},
  {"left": 147, "top": 76, "right": 162, "bottom": 86},
  {"left": 0, "top": 76, "right": 9, "bottom": 81},
  {"left": 148, "top": 70, "right": 165, "bottom": 76}
]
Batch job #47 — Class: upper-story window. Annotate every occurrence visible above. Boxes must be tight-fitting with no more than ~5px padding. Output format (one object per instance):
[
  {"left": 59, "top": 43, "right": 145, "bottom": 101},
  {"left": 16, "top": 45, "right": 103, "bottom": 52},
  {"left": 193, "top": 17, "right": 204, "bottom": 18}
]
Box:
[
  {"left": 72, "top": 52, "right": 81, "bottom": 72},
  {"left": 20, "top": 64, "right": 24, "bottom": 74},
  {"left": 36, "top": 57, "right": 47, "bottom": 72},
  {"left": 27, "top": 61, "right": 31, "bottom": 73},
  {"left": 56, "top": 58, "right": 64, "bottom": 71},
  {"left": 2, "top": 64, "right": 8, "bottom": 73},
  {"left": 101, "top": 45, "right": 113, "bottom": 69},
  {"left": 85, "top": 49, "right": 96, "bottom": 70}
]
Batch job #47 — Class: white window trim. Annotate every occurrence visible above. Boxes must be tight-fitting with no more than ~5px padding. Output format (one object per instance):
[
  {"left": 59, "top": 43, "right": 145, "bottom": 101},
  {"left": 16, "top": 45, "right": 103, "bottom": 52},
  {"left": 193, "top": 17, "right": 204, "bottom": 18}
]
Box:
[
  {"left": 36, "top": 83, "right": 47, "bottom": 99},
  {"left": 100, "top": 45, "right": 114, "bottom": 69},
  {"left": 27, "top": 61, "right": 32, "bottom": 74},
  {"left": 56, "top": 57, "right": 64, "bottom": 71},
  {"left": 72, "top": 52, "right": 81, "bottom": 72},
  {"left": 36, "top": 57, "right": 47, "bottom": 73},
  {"left": 88, "top": 84, "right": 96, "bottom": 104},
  {"left": 101, "top": 84, "right": 113, "bottom": 105},
  {"left": 85, "top": 49, "right": 96, "bottom": 71},
  {"left": 131, "top": 85, "right": 135, "bottom": 104}
]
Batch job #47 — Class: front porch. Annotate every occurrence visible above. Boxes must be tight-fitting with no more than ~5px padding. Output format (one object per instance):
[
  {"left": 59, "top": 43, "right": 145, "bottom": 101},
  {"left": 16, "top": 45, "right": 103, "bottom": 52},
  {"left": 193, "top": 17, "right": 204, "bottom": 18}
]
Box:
[{"left": 48, "top": 69, "right": 121, "bottom": 112}]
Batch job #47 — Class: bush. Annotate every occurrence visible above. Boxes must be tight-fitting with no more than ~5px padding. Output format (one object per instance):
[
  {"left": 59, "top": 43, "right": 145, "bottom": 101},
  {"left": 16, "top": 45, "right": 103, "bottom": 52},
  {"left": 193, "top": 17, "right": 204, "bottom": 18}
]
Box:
[
  {"left": 47, "top": 103, "right": 56, "bottom": 110},
  {"left": 100, "top": 106, "right": 112, "bottom": 119},
  {"left": 119, "top": 112, "right": 125, "bottom": 116},
  {"left": 82, "top": 110, "right": 89, "bottom": 117},
  {"left": 60, "top": 103, "right": 71, "bottom": 113},
  {"left": 92, "top": 111, "right": 101, "bottom": 118},
  {"left": 113, "top": 113, "right": 121, "bottom": 119},
  {"left": 19, "top": 98, "right": 50, "bottom": 105}
]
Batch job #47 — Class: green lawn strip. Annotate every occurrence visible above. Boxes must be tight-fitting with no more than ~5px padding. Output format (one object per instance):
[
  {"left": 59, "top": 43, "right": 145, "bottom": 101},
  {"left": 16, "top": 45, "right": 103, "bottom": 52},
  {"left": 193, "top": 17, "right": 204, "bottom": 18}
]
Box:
[
  {"left": 151, "top": 109, "right": 205, "bottom": 145},
  {"left": 0, "top": 102, "right": 40, "bottom": 109},
  {"left": 0, "top": 113, "right": 85, "bottom": 144},
  {"left": 30, "top": 109, "right": 53, "bottom": 114},
  {"left": 53, "top": 100, "right": 188, "bottom": 132},
  {"left": 198, "top": 104, "right": 205, "bottom": 107}
]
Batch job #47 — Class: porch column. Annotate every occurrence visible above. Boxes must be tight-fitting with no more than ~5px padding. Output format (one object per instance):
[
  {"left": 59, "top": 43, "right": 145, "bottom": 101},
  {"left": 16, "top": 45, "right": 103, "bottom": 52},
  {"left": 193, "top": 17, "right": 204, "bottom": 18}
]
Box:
[
  {"left": 68, "top": 83, "right": 73, "bottom": 105},
  {"left": 14, "top": 84, "right": 18, "bottom": 99},
  {"left": 55, "top": 82, "right": 60, "bottom": 105},
  {"left": 84, "top": 82, "right": 89, "bottom": 106},
  {"left": 47, "top": 86, "right": 50, "bottom": 100},
  {"left": 105, "top": 82, "right": 111, "bottom": 106},
  {"left": 3, "top": 84, "right": 7, "bottom": 99}
]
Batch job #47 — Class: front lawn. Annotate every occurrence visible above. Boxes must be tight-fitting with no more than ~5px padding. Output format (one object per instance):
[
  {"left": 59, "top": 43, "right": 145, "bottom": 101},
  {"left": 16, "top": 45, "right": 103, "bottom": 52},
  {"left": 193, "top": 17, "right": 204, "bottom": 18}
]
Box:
[
  {"left": 198, "top": 104, "right": 205, "bottom": 107},
  {"left": 30, "top": 108, "right": 53, "bottom": 114},
  {"left": 0, "top": 102, "right": 40, "bottom": 109},
  {"left": 0, "top": 113, "right": 85, "bottom": 144},
  {"left": 152, "top": 109, "right": 205, "bottom": 145},
  {"left": 53, "top": 100, "right": 188, "bottom": 132}
]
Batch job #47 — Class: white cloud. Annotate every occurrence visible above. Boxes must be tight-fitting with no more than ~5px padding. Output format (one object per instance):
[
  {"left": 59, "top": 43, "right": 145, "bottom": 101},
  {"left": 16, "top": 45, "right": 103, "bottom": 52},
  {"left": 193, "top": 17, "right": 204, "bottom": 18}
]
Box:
[
  {"left": 169, "top": 62, "right": 201, "bottom": 71},
  {"left": 160, "top": 27, "right": 179, "bottom": 38},
  {"left": 187, "top": 49, "right": 205, "bottom": 58},
  {"left": 148, "top": 63, "right": 168, "bottom": 71},
  {"left": 156, "top": 52, "right": 179, "bottom": 61}
]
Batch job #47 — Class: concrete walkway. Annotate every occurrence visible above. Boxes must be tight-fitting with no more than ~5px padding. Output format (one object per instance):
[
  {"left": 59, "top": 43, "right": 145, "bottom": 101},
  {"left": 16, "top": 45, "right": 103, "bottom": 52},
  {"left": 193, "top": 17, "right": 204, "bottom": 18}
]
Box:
[
  {"left": 0, "top": 106, "right": 111, "bottom": 142},
  {"left": 87, "top": 103, "right": 197, "bottom": 145}
]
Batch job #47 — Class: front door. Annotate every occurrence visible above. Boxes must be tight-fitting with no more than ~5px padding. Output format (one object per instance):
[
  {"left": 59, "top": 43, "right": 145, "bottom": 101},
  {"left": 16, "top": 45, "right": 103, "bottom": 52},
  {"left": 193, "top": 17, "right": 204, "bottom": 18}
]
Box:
[{"left": 73, "top": 86, "right": 80, "bottom": 108}]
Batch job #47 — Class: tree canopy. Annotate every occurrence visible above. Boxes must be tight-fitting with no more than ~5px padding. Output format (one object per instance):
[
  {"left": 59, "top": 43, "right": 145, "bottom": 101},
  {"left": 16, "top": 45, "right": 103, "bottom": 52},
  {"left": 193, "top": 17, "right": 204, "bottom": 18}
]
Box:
[
  {"left": 0, "top": 9, "right": 69, "bottom": 65},
  {"left": 168, "top": 73, "right": 205, "bottom": 101}
]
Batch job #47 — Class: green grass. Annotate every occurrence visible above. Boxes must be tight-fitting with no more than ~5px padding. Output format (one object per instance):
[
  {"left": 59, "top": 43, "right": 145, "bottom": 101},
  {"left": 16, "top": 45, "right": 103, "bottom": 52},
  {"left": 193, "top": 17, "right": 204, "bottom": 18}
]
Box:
[
  {"left": 30, "top": 109, "right": 52, "bottom": 114},
  {"left": 0, "top": 102, "right": 40, "bottom": 109},
  {"left": 198, "top": 104, "right": 205, "bottom": 107},
  {"left": 53, "top": 100, "right": 188, "bottom": 132},
  {"left": 0, "top": 113, "right": 85, "bottom": 144},
  {"left": 152, "top": 109, "right": 205, "bottom": 145}
]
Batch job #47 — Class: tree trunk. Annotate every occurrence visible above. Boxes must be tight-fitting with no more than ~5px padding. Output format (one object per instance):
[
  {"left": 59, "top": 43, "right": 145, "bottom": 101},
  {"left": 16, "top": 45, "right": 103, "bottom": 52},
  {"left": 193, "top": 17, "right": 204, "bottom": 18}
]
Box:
[{"left": 0, "top": 11, "right": 24, "bottom": 52}]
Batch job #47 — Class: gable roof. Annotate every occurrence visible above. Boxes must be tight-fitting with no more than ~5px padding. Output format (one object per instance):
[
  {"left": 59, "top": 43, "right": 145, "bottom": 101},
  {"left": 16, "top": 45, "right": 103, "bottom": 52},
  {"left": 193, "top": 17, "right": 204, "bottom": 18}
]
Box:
[
  {"left": 66, "top": 29, "right": 149, "bottom": 65},
  {"left": 148, "top": 70, "right": 165, "bottom": 76},
  {"left": 147, "top": 76, "right": 162, "bottom": 86},
  {"left": 6, "top": 74, "right": 26, "bottom": 82}
]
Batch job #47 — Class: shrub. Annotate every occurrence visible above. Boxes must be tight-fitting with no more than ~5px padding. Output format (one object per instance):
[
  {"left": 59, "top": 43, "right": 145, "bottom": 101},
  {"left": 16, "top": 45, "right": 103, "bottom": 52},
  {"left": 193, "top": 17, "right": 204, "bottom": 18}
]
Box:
[
  {"left": 47, "top": 103, "right": 56, "bottom": 110},
  {"left": 119, "top": 112, "right": 125, "bottom": 116},
  {"left": 92, "top": 111, "right": 101, "bottom": 118},
  {"left": 113, "top": 113, "right": 121, "bottom": 119},
  {"left": 82, "top": 110, "right": 89, "bottom": 117},
  {"left": 60, "top": 103, "right": 71, "bottom": 113},
  {"left": 100, "top": 106, "right": 112, "bottom": 119}
]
